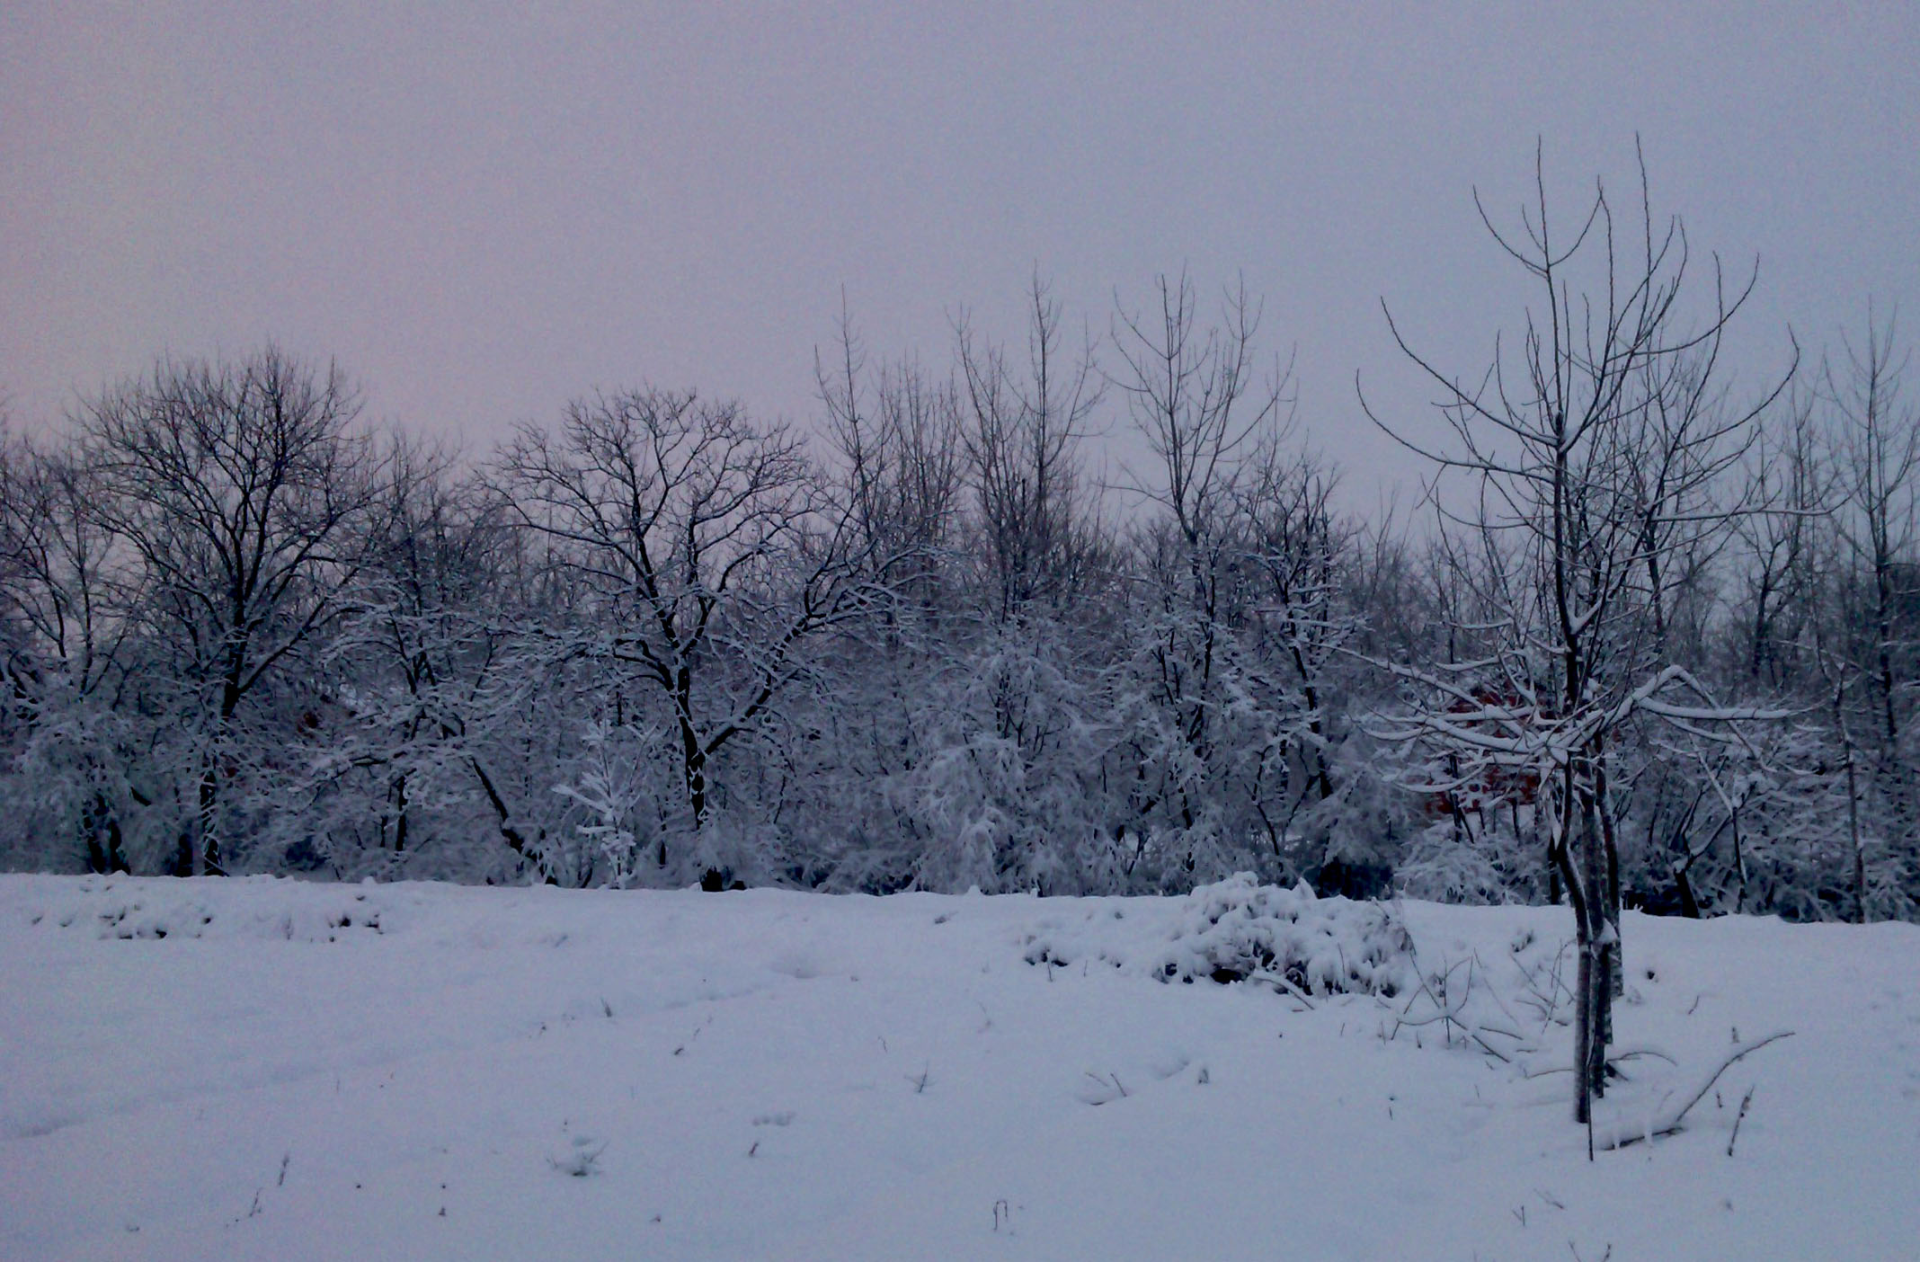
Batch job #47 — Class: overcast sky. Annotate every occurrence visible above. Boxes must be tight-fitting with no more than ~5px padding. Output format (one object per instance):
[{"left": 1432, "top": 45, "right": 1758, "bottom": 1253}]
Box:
[{"left": 4, "top": 3, "right": 1916, "bottom": 504}]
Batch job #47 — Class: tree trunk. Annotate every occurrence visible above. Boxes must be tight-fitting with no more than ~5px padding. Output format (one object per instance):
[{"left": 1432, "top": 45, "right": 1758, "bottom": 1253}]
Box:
[
  {"left": 679, "top": 723, "right": 708, "bottom": 869},
  {"left": 1559, "top": 833, "right": 1594, "bottom": 1126},
  {"left": 1674, "top": 864, "right": 1701, "bottom": 919},
  {"left": 193, "top": 668, "right": 246, "bottom": 877},
  {"left": 1840, "top": 697, "right": 1865, "bottom": 922},
  {"left": 1580, "top": 780, "right": 1611, "bottom": 1104},
  {"left": 1597, "top": 760, "right": 1624, "bottom": 1016},
  {"left": 195, "top": 759, "right": 220, "bottom": 877}
]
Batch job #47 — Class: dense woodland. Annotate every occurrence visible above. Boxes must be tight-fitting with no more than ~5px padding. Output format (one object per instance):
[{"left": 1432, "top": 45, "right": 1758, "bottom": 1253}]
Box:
[{"left": 3, "top": 173, "right": 1915, "bottom": 932}]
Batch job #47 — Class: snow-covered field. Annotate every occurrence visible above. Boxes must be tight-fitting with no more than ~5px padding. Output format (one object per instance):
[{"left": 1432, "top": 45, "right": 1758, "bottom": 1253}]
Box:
[{"left": 2, "top": 875, "right": 1916, "bottom": 1261}]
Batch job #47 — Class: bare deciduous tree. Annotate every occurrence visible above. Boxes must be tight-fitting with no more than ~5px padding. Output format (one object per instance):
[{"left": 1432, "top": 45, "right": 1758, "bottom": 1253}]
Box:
[
  {"left": 80, "top": 348, "right": 381, "bottom": 875},
  {"left": 955, "top": 277, "right": 1106, "bottom": 621},
  {"left": 1823, "top": 310, "right": 1920, "bottom": 914},
  {"left": 817, "top": 310, "right": 965, "bottom": 605},
  {"left": 1, "top": 434, "right": 128, "bottom": 703},
  {"left": 500, "top": 388, "right": 869, "bottom": 866},
  {"left": 1363, "top": 145, "right": 1791, "bottom": 1129}
]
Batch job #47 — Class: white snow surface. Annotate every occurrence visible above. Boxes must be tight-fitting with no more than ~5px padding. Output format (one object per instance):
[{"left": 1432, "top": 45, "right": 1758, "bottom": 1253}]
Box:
[{"left": 2, "top": 874, "right": 1916, "bottom": 1261}]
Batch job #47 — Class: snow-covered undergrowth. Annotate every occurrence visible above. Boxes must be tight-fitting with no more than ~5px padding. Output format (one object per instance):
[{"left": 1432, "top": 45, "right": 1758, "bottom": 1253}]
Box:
[
  {"left": 3, "top": 875, "right": 1917, "bottom": 1261},
  {"left": 1022, "top": 873, "right": 1415, "bottom": 996}
]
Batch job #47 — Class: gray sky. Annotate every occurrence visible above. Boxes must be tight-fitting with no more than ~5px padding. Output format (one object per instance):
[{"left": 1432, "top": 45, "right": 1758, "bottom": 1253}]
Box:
[{"left": 4, "top": 3, "right": 1916, "bottom": 505}]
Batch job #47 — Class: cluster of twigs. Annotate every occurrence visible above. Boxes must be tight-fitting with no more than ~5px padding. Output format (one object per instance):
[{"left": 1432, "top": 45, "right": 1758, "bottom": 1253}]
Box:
[
  {"left": 1381, "top": 943, "right": 1570, "bottom": 1065},
  {"left": 1379, "top": 936, "right": 1794, "bottom": 1156}
]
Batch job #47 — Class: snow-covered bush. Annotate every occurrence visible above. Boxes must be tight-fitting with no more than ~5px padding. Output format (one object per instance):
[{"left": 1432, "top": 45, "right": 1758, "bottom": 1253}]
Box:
[
  {"left": 1023, "top": 872, "right": 1414, "bottom": 997},
  {"left": 1154, "top": 873, "right": 1414, "bottom": 993}
]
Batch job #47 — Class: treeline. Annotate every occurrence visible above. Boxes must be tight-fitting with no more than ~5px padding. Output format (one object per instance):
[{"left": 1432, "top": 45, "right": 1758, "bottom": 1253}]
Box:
[{"left": 2, "top": 207, "right": 1914, "bottom": 921}]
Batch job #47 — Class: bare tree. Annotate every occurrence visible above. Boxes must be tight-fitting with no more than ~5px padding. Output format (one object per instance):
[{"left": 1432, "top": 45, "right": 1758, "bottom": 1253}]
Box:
[
  {"left": 312, "top": 438, "right": 546, "bottom": 875},
  {"left": 1113, "top": 273, "right": 1286, "bottom": 554},
  {"left": 79, "top": 348, "right": 381, "bottom": 875},
  {"left": 955, "top": 276, "right": 1106, "bottom": 621},
  {"left": 1363, "top": 145, "right": 1791, "bottom": 1129},
  {"left": 1824, "top": 310, "right": 1920, "bottom": 914},
  {"left": 1238, "top": 447, "right": 1355, "bottom": 843},
  {"left": 817, "top": 310, "right": 965, "bottom": 605},
  {"left": 0, "top": 433, "right": 129, "bottom": 704},
  {"left": 1732, "top": 388, "right": 1830, "bottom": 688},
  {"left": 0, "top": 432, "right": 143, "bottom": 872},
  {"left": 1108, "top": 272, "right": 1316, "bottom": 868},
  {"left": 500, "top": 388, "right": 869, "bottom": 866}
]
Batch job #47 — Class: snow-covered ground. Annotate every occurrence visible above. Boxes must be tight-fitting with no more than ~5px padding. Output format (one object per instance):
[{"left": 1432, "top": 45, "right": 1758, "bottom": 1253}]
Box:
[{"left": 2, "top": 875, "right": 1915, "bottom": 1261}]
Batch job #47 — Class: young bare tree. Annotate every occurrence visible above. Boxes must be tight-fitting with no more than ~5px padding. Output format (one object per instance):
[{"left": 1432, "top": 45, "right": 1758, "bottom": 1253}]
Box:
[
  {"left": 1731, "top": 389, "right": 1830, "bottom": 690},
  {"left": 1109, "top": 273, "right": 1326, "bottom": 876},
  {"left": 801, "top": 317, "right": 972, "bottom": 887},
  {"left": 1113, "top": 273, "right": 1285, "bottom": 558},
  {"left": 955, "top": 276, "right": 1106, "bottom": 621},
  {"left": 1363, "top": 146, "right": 1791, "bottom": 1129},
  {"left": 1237, "top": 447, "right": 1359, "bottom": 858},
  {"left": 817, "top": 311, "right": 965, "bottom": 604},
  {"left": 1823, "top": 312, "right": 1920, "bottom": 916}
]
